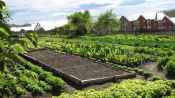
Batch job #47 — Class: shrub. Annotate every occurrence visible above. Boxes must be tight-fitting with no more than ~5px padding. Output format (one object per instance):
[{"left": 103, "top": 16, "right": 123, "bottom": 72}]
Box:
[
  {"left": 45, "top": 76, "right": 65, "bottom": 89},
  {"left": 157, "top": 57, "right": 169, "bottom": 70},
  {"left": 27, "top": 84, "right": 43, "bottom": 94},
  {"left": 165, "top": 60, "right": 175, "bottom": 76},
  {"left": 2, "top": 78, "right": 17, "bottom": 97},
  {"left": 171, "top": 89, "right": 175, "bottom": 96},
  {"left": 149, "top": 76, "right": 161, "bottom": 81},
  {"left": 143, "top": 72, "right": 152, "bottom": 79},
  {"left": 38, "top": 81, "right": 52, "bottom": 92},
  {"left": 15, "top": 86, "right": 26, "bottom": 96}
]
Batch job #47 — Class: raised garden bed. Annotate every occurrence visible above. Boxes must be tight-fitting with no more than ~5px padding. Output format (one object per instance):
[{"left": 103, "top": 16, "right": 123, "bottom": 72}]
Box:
[{"left": 21, "top": 49, "right": 136, "bottom": 86}]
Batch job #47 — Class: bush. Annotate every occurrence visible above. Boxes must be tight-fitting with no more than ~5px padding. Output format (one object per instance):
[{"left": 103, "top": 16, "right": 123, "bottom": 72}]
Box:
[
  {"left": 171, "top": 89, "right": 175, "bottom": 96},
  {"left": 27, "top": 84, "right": 43, "bottom": 94},
  {"left": 2, "top": 78, "right": 17, "bottom": 97},
  {"left": 157, "top": 57, "right": 169, "bottom": 70},
  {"left": 149, "top": 76, "right": 161, "bottom": 81},
  {"left": 45, "top": 76, "right": 65, "bottom": 89},
  {"left": 19, "top": 75, "right": 43, "bottom": 94},
  {"left": 165, "top": 60, "right": 175, "bottom": 76},
  {"left": 143, "top": 72, "right": 152, "bottom": 79},
  {"left": 38, "top": 81, "right": 52, "bottom": 92},
  {"left": 15, "top": 86, "right": 26, "bottom": 96}
]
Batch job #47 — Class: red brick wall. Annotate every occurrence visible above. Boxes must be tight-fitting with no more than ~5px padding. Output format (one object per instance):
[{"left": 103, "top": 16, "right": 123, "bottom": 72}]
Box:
[
  {"left": 138, "top": 15, "right": 147, "bottom": 30},
  {"left": 162, "top": 17, "right": 174, "bottom": 29},
  {"left": 150, "top": 20, "right": 158, "bottom": 31}
]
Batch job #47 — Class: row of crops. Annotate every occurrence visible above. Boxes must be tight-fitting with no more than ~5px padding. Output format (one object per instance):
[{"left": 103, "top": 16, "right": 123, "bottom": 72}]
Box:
[
  {"left": 54, "top": 79, "right": 175, "bottom": 98},
  {"left": 0, "top": 60, "right": 65, "bottom": 97},
  {"left": 20, "top": 34, "right": 175, "bottom": 98},
  {"left": 38, "top": 34, "right": 175, "bottom": 76}
]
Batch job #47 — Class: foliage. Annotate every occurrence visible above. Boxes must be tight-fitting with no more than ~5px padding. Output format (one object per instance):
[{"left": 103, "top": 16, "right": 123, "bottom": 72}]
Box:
[
  {"left": 95, "top": 10, "right": 119, "bottom": 35},
  {"left": 158, "top": 55, "right": 175, "bottom": 76},
  {"left": 0, "top": 1, "right": 65, "bottom": 97},
  {"left": 149, "top": 75, "right": 161, "bottom": 81},
  {"left": 36, "top": 34, "right": 175, "bottom": 76},
  {"left": 0, "top": 61, "right": 65, "bottom": 97},
  {"left": 54, "top": 79, "right": 175, "bottom": 98},
  {"left": 143, "top": 71, "right": 152, "bottom": 79},
  {"left": 67, "top": 10, "right": 93, "bottom": 35}
]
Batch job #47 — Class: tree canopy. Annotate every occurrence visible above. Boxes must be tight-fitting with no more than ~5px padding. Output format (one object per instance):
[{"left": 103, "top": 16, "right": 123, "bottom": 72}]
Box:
[
  {"left": 67, "top": 10, "right": 93, "bottom": 35},
  {"left": 95, "top": 10, "right": 119, "bottom": 35}
]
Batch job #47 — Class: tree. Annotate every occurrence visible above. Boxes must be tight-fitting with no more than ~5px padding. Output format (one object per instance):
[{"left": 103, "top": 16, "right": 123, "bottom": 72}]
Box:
[
  {"left": 95, "top": 10, "right": 119, "bottom": 35},
  {"left": 67, "top": 10, "right": 93, "bottom": 35},
  {"left": 0, "top": 0, "right": 38, "bottom": 71}
]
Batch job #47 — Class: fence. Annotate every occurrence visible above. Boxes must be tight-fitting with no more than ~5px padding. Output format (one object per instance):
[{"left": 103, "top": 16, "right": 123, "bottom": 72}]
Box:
[{"left": 118, "top": 31, "right": 175, "bottom": 36}]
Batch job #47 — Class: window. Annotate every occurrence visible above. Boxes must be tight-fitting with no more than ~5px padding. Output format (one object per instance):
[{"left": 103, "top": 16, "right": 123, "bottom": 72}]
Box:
[
  {"left": 158, "top": 21, "right": 162, "bottom": 25},
  {"left": 169, "top": 26, "right": 172, "bottom": 29},
  {"left": 147, "top": 20, "right": 151, "bottom": 24},
  {"left": 163, "top": 20, "right": 166, "bottom": 23},
  {"left": 158, "top": 26, "right": 162, "bottom": 30},
  {"left": 147, "top": 26, "right": 151, "bottom": 29}
]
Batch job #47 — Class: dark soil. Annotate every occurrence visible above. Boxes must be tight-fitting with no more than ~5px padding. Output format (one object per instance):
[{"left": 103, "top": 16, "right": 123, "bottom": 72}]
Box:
[{"left": 27, "top": 49, "right": 128, "bottom": 80}]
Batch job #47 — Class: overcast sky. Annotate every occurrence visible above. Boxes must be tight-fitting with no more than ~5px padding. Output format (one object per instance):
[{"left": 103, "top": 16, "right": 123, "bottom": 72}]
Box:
[{"left": 4, "top": 0, "right": 175, "bottom": 27}]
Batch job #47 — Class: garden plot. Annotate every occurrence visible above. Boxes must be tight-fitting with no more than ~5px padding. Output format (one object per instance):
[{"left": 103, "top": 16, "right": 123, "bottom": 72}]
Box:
[{"left": 23, "top": 49, "right": 136, "bottom": 86}]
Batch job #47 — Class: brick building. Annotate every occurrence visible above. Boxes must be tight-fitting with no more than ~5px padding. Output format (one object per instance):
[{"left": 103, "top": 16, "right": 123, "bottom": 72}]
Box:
[{"left": 120, "top": 12, "right": 175, "bottom": 32}]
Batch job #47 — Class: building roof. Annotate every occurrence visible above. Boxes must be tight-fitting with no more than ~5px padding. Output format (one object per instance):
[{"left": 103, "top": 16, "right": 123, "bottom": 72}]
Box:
[
  {"left": 169, "top": 17, "right": 175, "bottom": 24},
  {"left": 126, "top": 12, "right": 157, "bottom": 21},
  {"left": 10, "top": 23, "right": 39, "bottom": 32}
]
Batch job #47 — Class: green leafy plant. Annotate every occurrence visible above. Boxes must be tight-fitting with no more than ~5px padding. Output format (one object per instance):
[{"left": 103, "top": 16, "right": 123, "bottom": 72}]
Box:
[
  {"left": 54, "top": 79, "right": 175, "bottom": 98},
  {"left": 149, "top": 75, "right": 161, "bottom": 81}
]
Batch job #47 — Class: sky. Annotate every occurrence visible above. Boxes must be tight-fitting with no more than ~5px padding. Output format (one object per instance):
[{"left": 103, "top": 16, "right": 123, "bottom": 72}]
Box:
[{"left": 4, "top": 0, "right": 175, "bottom": 30}]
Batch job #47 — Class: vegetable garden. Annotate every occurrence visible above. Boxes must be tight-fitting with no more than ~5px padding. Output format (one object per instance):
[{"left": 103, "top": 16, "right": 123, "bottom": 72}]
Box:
[
  {"left": 1, "top": 0, "right": 175, "bottom": 97},
  {"left": 37, "top": 34, "right": 175, "bottom": 76}
]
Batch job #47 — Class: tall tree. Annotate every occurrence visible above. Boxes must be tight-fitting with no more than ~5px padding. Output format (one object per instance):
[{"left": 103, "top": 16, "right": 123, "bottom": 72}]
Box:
[
  {"left": 67, "top": 10, "right": 93, "bottom": 35},
  {"left": 95, "top": 10, "right": 119, "bottom": 35}
]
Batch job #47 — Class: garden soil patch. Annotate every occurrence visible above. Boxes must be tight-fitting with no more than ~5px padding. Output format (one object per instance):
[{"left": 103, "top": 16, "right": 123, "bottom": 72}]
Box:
[{"left": 27, "top": 49, "right": 132, "bottom": 80}]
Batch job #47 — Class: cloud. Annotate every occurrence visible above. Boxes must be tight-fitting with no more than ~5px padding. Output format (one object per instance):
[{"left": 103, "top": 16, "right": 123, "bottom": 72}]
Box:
[
  {"left": 120, "top": 0, "right": 145, "bottom": 6},
  {"left": 3, "top": 0, "right": 175, "bottom": 29},
  {"left": 79, "top": 3, "right": 112, "bottom": 9}
]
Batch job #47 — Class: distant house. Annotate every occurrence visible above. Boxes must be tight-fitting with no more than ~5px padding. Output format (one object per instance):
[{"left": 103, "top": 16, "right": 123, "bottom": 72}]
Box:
[
  {"left": 120, "top": 11, "right": 175, "bottom": 32},
  {"left": 119, "top": 16, "right": 132, "bottom": 32},
  {"left": 170, "top": 17, "right": 175, "bottom": 29},
  {"left": 10, "top": 23, "right": 45, "bottom": 36},
  {"left": 162, "top": 16, "right": 174, "bottom": 30},
  {"left": 137, "top": 15, "right": 147, "bottom": 31}
]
